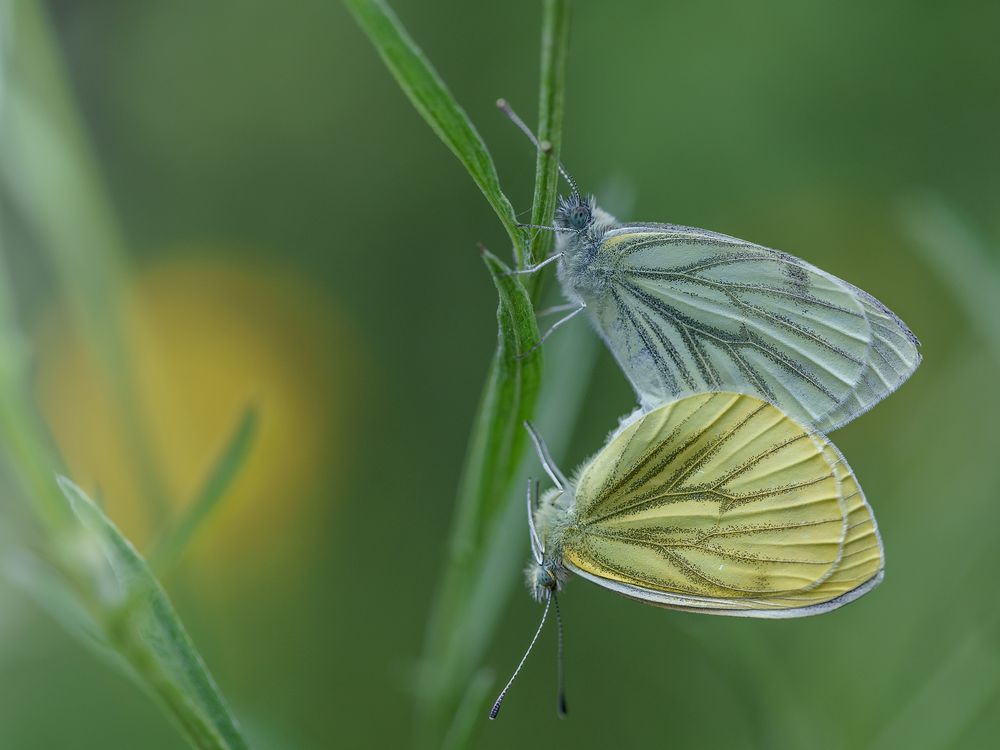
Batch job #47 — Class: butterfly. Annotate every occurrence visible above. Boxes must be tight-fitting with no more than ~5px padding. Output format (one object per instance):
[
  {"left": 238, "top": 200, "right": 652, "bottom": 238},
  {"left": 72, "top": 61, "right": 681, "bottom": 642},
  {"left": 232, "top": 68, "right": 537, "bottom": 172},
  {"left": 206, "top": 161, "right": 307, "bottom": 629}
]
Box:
[
  {"left": 490, "top": 391, "right": 883, "bottom": 718},
  {"left": 499, "top": 101, "right": 921, "bottom": 433}
]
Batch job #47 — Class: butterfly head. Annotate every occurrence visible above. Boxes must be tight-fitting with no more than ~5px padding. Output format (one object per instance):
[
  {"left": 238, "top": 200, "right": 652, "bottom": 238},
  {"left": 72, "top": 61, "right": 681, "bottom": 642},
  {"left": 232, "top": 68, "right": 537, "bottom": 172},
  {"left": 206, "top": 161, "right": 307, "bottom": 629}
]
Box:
[
  {"left": 555, "top": 194, "right": 596, "bottom": 232},
  {"left": 527, "top": 558, "right": 566, "bottom": 602}
]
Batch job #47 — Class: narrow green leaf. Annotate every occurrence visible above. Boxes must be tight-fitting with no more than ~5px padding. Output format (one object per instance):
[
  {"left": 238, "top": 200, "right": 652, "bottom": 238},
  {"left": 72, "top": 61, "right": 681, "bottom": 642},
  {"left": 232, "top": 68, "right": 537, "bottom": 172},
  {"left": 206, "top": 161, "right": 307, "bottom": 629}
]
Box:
[
  {"left": 344, "top": 0, "right": 524, "bottom": 258},
  {"left": 460, "top": 249, "right": 543, "bottom": 541},
  {"left": 150, "top": 407, "right": 259, "bottom": 574},
  {"left": 57, "top": 477, "right": 251, "bottom": 750}
]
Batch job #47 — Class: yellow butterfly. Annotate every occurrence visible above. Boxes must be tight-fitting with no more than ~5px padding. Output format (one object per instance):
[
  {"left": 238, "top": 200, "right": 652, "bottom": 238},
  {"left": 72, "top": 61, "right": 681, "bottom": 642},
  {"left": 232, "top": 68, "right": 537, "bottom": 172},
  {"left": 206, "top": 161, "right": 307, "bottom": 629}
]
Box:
[{"left": 490, "top": 391, "right": 883, "bottom": 718}]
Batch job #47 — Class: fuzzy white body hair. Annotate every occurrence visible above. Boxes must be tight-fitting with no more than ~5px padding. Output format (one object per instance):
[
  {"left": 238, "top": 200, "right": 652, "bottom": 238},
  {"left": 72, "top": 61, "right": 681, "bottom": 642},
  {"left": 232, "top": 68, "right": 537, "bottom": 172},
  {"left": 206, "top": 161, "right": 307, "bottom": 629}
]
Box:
[
  {"left": 525, "top": 486, "right": 575, "bottom": 601},
  {"left": 555, "top": 206, "right": 619, "bottom": 304}
]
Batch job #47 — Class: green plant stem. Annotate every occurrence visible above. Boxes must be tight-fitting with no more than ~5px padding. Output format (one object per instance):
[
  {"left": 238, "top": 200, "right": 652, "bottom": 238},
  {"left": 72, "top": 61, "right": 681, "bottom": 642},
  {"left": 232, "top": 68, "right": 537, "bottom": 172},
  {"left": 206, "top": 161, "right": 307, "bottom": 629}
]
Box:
[
  {"left": 345, "top": 0, "right": 572, "bottom": 743},
  {"left": 411, "top": 2, "right": 571, "bottom": 746},
  {"left": 527, "top": 0, "right": 571, "bottom": 285}
]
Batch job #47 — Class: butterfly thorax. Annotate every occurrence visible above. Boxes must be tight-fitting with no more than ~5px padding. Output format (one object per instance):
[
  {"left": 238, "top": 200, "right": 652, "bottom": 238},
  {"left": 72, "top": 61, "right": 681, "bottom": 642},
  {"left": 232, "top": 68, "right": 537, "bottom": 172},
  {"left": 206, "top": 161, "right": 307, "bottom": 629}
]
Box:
[{"left": 554, "top": 196, "right": 619, "bottom": 305}]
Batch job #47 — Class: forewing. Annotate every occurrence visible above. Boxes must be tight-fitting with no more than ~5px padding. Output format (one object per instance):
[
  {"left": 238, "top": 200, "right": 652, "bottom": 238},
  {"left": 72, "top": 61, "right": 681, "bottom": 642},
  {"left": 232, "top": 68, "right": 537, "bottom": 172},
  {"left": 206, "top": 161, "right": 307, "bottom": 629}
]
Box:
[
  {"left": 813, "top": 283, "right": 921, "bottom": 432},
  {"left": 563, "top": 392, "right": 883, "bottom": 616},
  {"left": 591, "top": 225, "right": 919, "bottom": 431}
]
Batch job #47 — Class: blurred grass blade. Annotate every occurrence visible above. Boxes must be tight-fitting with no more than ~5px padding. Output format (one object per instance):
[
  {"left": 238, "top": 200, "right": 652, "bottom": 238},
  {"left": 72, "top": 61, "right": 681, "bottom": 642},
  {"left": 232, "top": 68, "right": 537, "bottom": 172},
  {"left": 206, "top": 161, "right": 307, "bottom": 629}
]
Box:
[
  {"left": 871, "top": 613, "right": 1000, "bottom": 750},
  {"left": 150, "top": 407, "right": 259, "bottom": 574},
  {"left": 2, "top": 219, "right": 250, "bottom": 750},
  {"left": 4, "top": 548, "right": 111, "bottom": 655},
  {"left": 0, "top": 236, "right": 72, "bottom": 529},
  {"left": 57, "top": 477, "right": 251, "bottom": 750},
  {"left": 0, "top": 0, "right": 172, "bottom": 523},
  {"left": 900, "top": 191, "right": 1000, "bottom": 362},
  {"left": 671, "top": 619, "right": 815, "bottom": 747},
  {"left": 344, "top": 0, "right": 524, "bottom": 260},
  {"left": 441, "top": 667, "right": 494, "bottom": 750}
]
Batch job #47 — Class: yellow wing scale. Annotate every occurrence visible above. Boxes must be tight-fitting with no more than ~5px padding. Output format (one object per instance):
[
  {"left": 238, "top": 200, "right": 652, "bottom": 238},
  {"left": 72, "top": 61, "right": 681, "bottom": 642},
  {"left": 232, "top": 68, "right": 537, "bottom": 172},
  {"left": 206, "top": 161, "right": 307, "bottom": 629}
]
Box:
[{"left": 561, "top": 392, "right": 882, "bottom": 616}]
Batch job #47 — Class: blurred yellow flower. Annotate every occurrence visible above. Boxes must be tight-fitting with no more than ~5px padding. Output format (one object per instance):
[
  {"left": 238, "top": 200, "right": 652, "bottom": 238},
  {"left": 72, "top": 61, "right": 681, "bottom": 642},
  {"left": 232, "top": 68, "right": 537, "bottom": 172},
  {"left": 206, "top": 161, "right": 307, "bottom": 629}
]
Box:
[{"left": 34, "top": 255, "right": 358, "bottom": 587}]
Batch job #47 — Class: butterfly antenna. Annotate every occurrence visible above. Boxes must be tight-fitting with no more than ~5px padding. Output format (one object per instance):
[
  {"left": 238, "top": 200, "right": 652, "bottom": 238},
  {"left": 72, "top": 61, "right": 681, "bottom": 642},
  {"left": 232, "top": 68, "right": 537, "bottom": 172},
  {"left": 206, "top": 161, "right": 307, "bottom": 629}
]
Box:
[
  {"left": 489, "top": 594, "right": 552, "bottom": 720},
  {"left": 496, "top": 98, "right": 580, "bottom": 200},
  {"left": 553, "top": 591, "right": 568, "bottom": 717}
]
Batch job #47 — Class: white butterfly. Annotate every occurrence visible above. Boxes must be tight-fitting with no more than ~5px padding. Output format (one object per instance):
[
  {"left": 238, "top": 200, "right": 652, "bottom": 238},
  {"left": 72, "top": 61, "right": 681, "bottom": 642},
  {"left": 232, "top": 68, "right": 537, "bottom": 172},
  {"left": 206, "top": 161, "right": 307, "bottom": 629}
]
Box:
[
  {"left": 500, "top": 102, "right": 921, "bottom": 433},
  {"left": 542, "top": 194, "right": 921, "bottom": 432}
]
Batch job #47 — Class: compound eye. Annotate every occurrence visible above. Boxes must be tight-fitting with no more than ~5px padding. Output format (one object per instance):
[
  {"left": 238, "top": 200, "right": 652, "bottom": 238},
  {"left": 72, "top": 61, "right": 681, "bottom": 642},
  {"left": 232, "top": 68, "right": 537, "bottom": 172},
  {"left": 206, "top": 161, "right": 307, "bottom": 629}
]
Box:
[{"left": 569, "top": 205, "right": 591, "bottom": 229}]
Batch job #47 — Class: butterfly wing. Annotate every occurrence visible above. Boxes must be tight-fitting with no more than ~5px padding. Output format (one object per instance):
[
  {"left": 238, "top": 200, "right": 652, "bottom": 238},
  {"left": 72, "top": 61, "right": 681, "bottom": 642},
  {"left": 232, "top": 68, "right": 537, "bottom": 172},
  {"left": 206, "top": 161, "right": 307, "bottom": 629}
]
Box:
[
  {"left": 816, "top": 282, "right": 921, "bottom": 429},
  {"left": 561, "top": 392, "right": 883, "bottom": 617},
  {"left": 586, "top": 224, "right": 920, "bottom": 432}
]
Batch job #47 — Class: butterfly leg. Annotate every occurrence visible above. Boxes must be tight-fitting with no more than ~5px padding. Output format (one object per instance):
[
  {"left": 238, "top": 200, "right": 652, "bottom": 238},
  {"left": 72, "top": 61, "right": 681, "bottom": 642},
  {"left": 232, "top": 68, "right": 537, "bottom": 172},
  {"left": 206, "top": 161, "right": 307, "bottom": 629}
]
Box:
[
  {"left": 504, "top": 252, "right": 563, "bottom": 276},
  {"left": 516, "top": 222, "right": 576, "bottom": 234},
  {"left": 517, "top": 303, "right": 586, "bottom": 359},
  {"left": 527, "top": 478, "right": 544, "bottom": 564},
  {"left": 535, "top": 302, "right": 580, "bottom": 318},
  {"left": 523, "top": 421, "right": 568, "bottom": 490}
]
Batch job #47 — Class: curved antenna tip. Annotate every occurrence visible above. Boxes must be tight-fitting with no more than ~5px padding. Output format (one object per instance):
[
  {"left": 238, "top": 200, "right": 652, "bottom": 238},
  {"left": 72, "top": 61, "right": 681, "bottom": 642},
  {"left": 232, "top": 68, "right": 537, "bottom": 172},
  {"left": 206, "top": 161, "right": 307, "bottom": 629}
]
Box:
[{"left": 487, "top": 595, "right": 553, "bottom": 722}]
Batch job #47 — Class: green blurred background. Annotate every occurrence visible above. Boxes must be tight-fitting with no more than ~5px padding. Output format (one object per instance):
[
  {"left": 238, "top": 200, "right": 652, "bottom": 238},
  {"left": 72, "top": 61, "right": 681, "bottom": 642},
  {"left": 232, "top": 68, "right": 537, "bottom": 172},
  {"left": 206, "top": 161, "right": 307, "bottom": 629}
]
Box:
[{"left": 1, "top": 0, "right": 999, "bottom": 748}]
